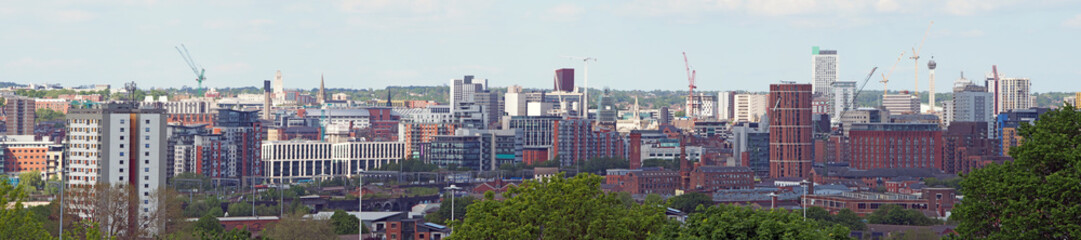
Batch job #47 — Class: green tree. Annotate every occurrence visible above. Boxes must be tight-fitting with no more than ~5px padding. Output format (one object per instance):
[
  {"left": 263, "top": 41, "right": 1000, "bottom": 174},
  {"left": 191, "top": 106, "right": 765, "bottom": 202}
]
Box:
[
  {"left": 448, "top": 173, "right": 667, "bottom": 240},
  {"left": 642, "top": 158, "right": 680, "bottom": 170},
  {"left": 580, "top": 157, "right": 630, "bottom": 174},
  {"left": 807, "top": 207, "right": 867, "bottom": 231},
  {"left": 17, "top": 171, "right": 43, "bottom": 191},
  {"left": 34, "top": 108, "right": 65, "bottom": 122},
  {"left": 649, "top": 204, "right": 852, "bottom": 240},
  {"left": 0, "top": 175, "right": 52, "bottom": 239},
  {"left": 951, "top": 105, "right": 1081, "bottom": 239},
  {"left": 261, "top": 213, "right": 336, "bottom": 240},
  {"left": 227, "top": 202, "right": 253, "bottom": 217},
  {"left": 867, "top": 204, "right": 939, "bottom": 226},
  {"left": 424, "top": 195, "right": 476, "bottom": 225},
  {"left": 193, "top": 214, "right": 225, "bottom": 234},
  {"left": 330, "top": 210, "right": 360, "bottom": 235},
  {"left": 644, "top": 193, "right": 664, "bottom": 205},
  {"left": 667, "top": 192, "right": 712, "bottom": 213}
]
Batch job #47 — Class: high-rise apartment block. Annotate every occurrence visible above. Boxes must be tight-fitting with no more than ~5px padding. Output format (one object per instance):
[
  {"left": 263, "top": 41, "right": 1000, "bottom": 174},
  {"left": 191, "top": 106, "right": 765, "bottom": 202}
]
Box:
[
  {"left": 812, "top": 47, "right": 838, "bottom": 96},
  {"left": 5, "top": 96, "right": 35, "bottom": 135},
  {"left": 66, "top": 103, "right": 167, "bottom": 223},
  {"left": 830, "top": 81, "right": 856, "bottom": 122},
  {"left": 768, "top": 83, "right": 812, "bottom": 179},
  {"left": 952, "top": 82, "right": 994, "bottom": 136}
]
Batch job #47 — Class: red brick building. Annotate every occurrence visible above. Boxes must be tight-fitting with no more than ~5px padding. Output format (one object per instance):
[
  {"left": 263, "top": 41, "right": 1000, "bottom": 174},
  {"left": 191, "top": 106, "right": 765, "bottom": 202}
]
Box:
[
  {"left": 399, "top": 122, "right": 457, "bottom": 159},
  {"left": 605, "top": 168, "right": 680, "bottom": 195},
  {"left": 629, "top": 131, "right": 643, "bottom": 169},
  {"left": 768, "top": 83, "right": 813, "bottom": 179},
  {"left": 367, "top": 107, "right": 401, "bottom": 141},
  {"left": 942, "top": 122, "right": 1000, "bottom": 174},
  {"left": 689, "top": 166, "right": 755, "bottom": 192},
  {"left": 849, "top": 123, "right": 943, "bottom": 170}
]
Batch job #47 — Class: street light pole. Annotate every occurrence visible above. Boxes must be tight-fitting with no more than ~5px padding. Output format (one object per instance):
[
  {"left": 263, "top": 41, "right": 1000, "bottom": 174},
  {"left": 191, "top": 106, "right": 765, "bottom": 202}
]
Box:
[
  {"left": 802, "top": 179, "right": 809, "bottom": 221},
  {"left": 444, "top": 184, "right": 461, "bottom": 226},
  {"left": 363, "top": 172, "right": 367, "bottom": 238}
]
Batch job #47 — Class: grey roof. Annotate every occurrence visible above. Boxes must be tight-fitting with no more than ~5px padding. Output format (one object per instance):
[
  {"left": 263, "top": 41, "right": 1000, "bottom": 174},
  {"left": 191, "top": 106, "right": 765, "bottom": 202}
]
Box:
[{"left": 304, "top": 108, "right": 371, "bottom": 117}]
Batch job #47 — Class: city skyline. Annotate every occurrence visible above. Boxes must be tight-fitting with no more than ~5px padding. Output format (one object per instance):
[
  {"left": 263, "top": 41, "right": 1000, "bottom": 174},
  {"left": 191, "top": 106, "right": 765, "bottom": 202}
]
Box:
[{"left": 1, "top": 1, "right": 1079, "bottom": 92}]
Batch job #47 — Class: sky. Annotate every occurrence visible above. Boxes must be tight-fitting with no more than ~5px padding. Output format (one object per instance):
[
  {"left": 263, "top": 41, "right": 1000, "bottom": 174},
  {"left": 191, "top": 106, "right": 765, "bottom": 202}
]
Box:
[{"left": 1, "top": 0, "right": 1079, "bottom": 93}]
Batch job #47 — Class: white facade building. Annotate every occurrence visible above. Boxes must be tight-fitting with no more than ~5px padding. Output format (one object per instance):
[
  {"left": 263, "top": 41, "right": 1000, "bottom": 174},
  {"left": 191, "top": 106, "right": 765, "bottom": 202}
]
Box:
[
  {"left": 263, "top": 141, "right": 406, "bottom": 183},
  {"left": 734, "top": 94, "right": 768, "bottom": 123},
  {"left": 812, "top": 47, "right": 839, "bottom": 96},
  {"left": 830, "top": 81, "right": 856, "bottom": 123}
]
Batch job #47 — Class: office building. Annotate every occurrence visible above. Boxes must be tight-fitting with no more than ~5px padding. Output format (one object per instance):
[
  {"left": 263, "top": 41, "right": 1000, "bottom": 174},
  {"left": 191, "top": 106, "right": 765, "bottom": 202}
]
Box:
[
  {"left": 5, "top": 96, "right": 35, "bottom": 135},
  {"left": 425, "top": 129, "right": 522, "bottom": 171},
  {"left": 687, "top": 93, "right": 718, "bottom": 120},
  {"left": 504, "top": 85, "right": 528, "bottom": 117},
  {"left": 449, "top": 75, "right": 487, "bottom": 115},
  {"left": 812, "top": 47, "right": 839, "bottom": 96},
  {"left": 882, "top": 93, "right": 919, "bottom": 115},
  {"left": 262, "top": 141, "right": 406, "bottom": 183},
  {"left": 849, "top": 123, "right": 942, "bottom": 170},
  {"left": 768, "top": 83, "right": 813, "bottom": 179},
  {"left": 399, "top": 122, "right": 458, "bottom": 159},
  {"left": 731, "top": 123, "right": 769, "bottom": 177},
  {"left": 997, "top": 77, "right": 1032, "bottom": 114},
  {"left": 734, "top": 94, "right": 767, "bottom": 123}
]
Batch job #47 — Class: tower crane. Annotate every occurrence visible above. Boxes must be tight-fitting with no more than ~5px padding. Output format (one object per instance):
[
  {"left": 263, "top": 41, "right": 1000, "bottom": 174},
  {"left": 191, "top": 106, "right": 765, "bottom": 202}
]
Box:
[
  {"left": 682, "top": 52, "right": 697, "bottom": 119},
  {"left": 910, "top": 21, "right": 934, "bottom": 96},
  {"left": 881, "top": 51, "right": 906, "bottom": 96},
  {"left": 175, "top": 44, "right": 207, "bottom": 97}
]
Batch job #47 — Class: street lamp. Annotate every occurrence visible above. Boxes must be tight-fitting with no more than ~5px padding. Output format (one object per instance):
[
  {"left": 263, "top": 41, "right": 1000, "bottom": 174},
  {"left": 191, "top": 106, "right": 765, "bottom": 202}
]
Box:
[
  {"left": 357, "top": 172, "right": 364, "bottom": 240},
  {"left": 801, "top": 179, "right": 809, "bottom": 221},
  {"left": 444, "top": 184, "right": 462, "bottom": 224}
]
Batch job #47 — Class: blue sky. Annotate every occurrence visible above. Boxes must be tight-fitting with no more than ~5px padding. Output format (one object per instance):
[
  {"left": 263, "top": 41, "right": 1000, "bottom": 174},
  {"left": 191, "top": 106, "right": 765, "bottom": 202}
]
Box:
[{"left": 1, "top": 0, "right": 1079, "bottom": 92}]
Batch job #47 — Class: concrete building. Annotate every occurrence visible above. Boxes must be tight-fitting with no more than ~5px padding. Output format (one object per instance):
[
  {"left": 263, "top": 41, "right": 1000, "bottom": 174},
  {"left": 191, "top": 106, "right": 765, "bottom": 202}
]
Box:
[
  {"left": 425, "top": 129, "right": 522, "bottom": 171},
  {"left": 768, "top": 83, "right": 813, "bottom": 179},
  {"left": 830, "top": 81, "right": 857, "bottom": 123},
  {"left": 5, "top": 96, "right": 35, "bottom": 135},
  {"left": 262, "top": 141, "right": 405, "bottom": 183},
  {"left": 951, "top": 82, "right": 994, "bottom": 136},
  {"left": 730, "top": 123, "right": 769, "bottom": 177},
  {"left": 849, "top": 123, "right": 942, "bottom": 170},
  {"left": 718, "top": 91, "right": 735, "bottom": 121},
  {"left": 504, "top": 85, "right": 528, "bottom": 117},
  {"left": 687, "top": 93, "right": 718, "bottom": 120},
  {"left": 165, "top": 124, "right": 212, "bottom": 178},
  {"left": 0, "top": 136, "right": 62, "bottom": 178},
  {"left": 65, "top": 103, "right": 167, "bottom": 229},
  {"left": 812, "top": 47, "right": 839, "bottom": 97},
  {"left": 734, "top": 94, "right": 767, "bottom": 123},
  {"left": 882, "top": 93, "right": 919, "bottom": 115},
  {"left": 449, "top": 75, "right": 487, "bottom": 115}
]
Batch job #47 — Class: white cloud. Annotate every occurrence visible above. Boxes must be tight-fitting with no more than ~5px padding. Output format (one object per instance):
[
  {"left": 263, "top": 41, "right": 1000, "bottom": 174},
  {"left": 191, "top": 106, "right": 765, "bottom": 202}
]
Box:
[
  {"left": 543, "top": 3, "right": 584, "bottom": 22},
  {"left": 1063, "top": 14, "right": 1081, "bottom": 28}
]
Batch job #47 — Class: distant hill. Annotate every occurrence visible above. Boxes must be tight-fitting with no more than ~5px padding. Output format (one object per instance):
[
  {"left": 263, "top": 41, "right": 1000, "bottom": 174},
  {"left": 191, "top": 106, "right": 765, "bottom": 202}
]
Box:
[{"left": 0, "top": 82, "right": 26, "bottom": 88}]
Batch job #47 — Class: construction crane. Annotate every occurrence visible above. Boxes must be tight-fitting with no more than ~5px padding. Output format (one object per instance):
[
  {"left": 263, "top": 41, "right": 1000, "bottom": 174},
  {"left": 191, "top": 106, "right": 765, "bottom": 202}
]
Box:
[
  {"left": 175, "top": 44, "right": 207, "bottom": 97},
  {"left": 682, "top": 52, "right": 697, "bottom": 119},
  {"left": 851, "top": 67, "right": 879, "bottom": 111},
  {"left": 881, "top": 51, "right": 906, "bottom": 96},
  {"left": 910, "top": 21, "right": 934, "bottom": 96}
]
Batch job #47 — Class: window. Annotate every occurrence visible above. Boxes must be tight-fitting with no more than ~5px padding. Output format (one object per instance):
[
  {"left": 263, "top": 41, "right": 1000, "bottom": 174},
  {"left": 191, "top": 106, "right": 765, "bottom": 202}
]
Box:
[
  {"left": 120, "top": 144, "right": 124, "bottom": 148},
  {"left": 120, "top": 128, "right": 125, "bottom": 132},
  {"left": 145, "top": 144, "right": 149, "bottom": 148},
  {"left": 145, "top": 120, "right": 150, "bottom": 124},
  {"left": 144, "top": 168, "right": 149, "bottom": 172},
  {"left": 120, "top": 152, "right": 124, "bottom": 156},
  {"left": 145, "top": 128, "right": 150, "bottom": 132}
]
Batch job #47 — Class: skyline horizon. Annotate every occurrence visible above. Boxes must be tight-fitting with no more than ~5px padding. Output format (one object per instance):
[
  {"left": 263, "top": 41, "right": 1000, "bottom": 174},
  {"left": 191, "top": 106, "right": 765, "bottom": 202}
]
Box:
[{"left": 2, "top": 1, "right": 1078, "bottom": 92}]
